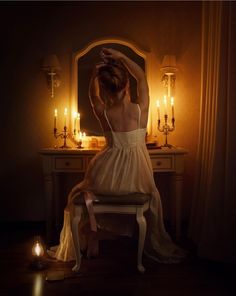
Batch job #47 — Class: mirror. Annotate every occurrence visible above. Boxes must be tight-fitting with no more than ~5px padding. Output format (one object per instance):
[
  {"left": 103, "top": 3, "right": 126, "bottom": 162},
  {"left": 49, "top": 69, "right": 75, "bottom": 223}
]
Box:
[{"left": 71, "top": 39, "right": 147, "bottom": 136}]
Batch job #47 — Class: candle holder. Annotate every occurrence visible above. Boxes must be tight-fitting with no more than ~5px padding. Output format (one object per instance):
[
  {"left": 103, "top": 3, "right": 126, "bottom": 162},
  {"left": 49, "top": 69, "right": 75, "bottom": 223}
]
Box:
[
  {"left": 54, "top": 126, "right": 71, "bottom": 149},
  {"left": 70, "top": 132, "right": 83, "bottom": 149},
  {"left": 158, "top": 114, "right": 175, "bottom": 148}
]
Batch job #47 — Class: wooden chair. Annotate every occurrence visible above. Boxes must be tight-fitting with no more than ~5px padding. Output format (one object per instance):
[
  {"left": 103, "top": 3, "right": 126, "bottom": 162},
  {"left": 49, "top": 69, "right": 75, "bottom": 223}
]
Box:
[{"left": 71, "top": 193, "right": 150, "bottom": 273}]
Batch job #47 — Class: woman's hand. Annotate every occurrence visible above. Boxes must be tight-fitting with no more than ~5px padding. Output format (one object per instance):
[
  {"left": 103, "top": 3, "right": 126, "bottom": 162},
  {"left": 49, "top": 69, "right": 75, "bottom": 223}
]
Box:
[
  {"left": 100, "top": 48, "right": 124, "bottom": 62},
  {"left": 91, "top": 62, "right": 106, "bottom": 77}
]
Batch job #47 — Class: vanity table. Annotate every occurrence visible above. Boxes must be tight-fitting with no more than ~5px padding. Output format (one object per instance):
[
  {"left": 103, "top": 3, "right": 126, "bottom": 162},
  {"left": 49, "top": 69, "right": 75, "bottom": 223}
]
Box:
[{"left": 40, "top": 147, "right": 187, "bottom": 242}]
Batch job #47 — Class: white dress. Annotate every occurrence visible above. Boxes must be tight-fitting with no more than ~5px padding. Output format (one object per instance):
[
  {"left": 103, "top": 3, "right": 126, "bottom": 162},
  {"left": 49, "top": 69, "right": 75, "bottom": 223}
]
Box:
[{"left": 50, "top": 105, "right": 185, "bottom": 263}]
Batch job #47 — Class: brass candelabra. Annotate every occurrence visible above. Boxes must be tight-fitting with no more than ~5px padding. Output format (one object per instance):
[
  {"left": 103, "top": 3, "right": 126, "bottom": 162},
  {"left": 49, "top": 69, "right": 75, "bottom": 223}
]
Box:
[
  {"left": 53, "top": 108, "right": 83, "bottom": 149},
  {"left": 54, "top": 126, "right": 83, "bottom": 149},
  {"left": 158, "top": 114, "right": 175, "bottom": 148},
  {"left": 54, "top": 127, "right": 82, "bottom": 149},
  {"left": 54, "top": 126, "right": 71, "bottom": 149}
]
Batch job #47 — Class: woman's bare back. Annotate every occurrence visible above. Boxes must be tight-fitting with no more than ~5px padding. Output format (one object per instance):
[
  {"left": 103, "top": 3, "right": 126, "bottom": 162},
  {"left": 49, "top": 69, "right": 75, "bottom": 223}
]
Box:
[{"left": 97, "top": 98, "right": 148, "bottom": 133}]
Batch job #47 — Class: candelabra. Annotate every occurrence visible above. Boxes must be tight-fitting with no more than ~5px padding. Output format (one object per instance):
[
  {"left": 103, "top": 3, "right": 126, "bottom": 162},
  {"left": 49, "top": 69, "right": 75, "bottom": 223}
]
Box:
[
  {"left": 158, "top": 115, "right": 175, "bottom": 148},
  {"left": 54, "top": 126, "right": 72, "bottom": 149},
  {"left": 158, "top": 54, "right": 177, "bottom": 148},
  {"left": 54, "top": 127, "right": 83, "bottom": 149}
]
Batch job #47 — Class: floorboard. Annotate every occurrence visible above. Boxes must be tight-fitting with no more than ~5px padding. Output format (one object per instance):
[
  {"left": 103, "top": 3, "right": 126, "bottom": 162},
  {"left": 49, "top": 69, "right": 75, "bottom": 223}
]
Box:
[{"left": 0, "top": 222, "right": 234, "bottom": 296}]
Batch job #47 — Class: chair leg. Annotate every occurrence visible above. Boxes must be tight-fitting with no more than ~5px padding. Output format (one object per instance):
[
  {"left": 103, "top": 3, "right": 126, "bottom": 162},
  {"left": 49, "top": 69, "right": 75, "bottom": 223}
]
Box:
[
  {"left": 71, "top": 207, "right": 82, "bottom": 272},
  {"left": 136, "top": 207, "right": 147, "bottom": 273}
]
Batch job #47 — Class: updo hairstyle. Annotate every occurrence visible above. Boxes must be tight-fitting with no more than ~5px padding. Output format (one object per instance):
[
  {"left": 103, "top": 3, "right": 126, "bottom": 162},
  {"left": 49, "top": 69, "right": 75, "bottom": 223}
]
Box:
[{"left": 97, "top": 61, "right": 129, "bottom": 94}]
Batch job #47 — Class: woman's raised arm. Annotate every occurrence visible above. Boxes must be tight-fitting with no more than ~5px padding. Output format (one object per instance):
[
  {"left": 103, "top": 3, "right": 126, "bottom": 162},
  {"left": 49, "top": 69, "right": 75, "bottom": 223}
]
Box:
[
  {"left": 101, "top": 48, "right": 149, "bottom": 111},
  {"left": 89, "top": 65, "right": 105, "bottom": 117}
]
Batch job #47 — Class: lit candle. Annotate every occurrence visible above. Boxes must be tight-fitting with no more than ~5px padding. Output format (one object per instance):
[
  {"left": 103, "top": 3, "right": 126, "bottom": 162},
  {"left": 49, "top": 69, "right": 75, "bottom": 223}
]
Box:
[
  {"left": 163, "top": 95, "right": 167, "bottom": 115},
  {"left": 156, "top": 100, "right": 160, "bottom": 120},
  {"left": 54, "top": 109, "right": 57, "bottom": 129},
  {"left": 77, "top": 113, "right": 80, "bottom": 132},
  {"left": 64, "top": 108, "right": 68, "bottom": 127},
  {"left": 171, "top": 97, "right": 175, "bottom": 118},
  {"left": 83, "top": 133, "right": 89, "bottom": 148},
  {"left": 34, "top": 242, "right": 42, "bottom": 257},
  {"left": 79, "top": 131, "right": 83, "bottom": 145},
  {"left": 73, "top": 111, "right": 77, "bottom": 135},
  {"left": 32, "top": 238, "right": 44, "bottom": 258},
  {"left": 30, "top": 236, "right": 46, "bottom": 270}
]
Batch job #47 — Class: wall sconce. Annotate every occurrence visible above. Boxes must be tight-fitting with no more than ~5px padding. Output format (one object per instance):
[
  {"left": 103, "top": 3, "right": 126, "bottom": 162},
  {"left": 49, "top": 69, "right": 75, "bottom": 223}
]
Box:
[
  {"left": 42, "top": 54, "right": 61, "bottom": 98},
  {"left": 157, "top": 55, "right": 178, "bottom": 148},
  {"left": 160, "top": 55, "right": 177, "bottom": 97}
]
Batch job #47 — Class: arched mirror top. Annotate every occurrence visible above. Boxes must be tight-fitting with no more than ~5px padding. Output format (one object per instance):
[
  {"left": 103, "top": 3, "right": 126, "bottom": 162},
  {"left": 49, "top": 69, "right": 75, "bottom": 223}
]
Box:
[{"left": 71, "top": 38, "right": 149, "bottom": 136}]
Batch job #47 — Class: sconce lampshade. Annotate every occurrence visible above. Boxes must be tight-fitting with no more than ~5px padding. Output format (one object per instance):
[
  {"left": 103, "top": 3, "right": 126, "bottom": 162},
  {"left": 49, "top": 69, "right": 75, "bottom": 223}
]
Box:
[
  {"left": 161, "top": 55, "right": 177, "bottom": 74},
  {"left": 42, "top": 54, "right": 61, "bottom": 71}
]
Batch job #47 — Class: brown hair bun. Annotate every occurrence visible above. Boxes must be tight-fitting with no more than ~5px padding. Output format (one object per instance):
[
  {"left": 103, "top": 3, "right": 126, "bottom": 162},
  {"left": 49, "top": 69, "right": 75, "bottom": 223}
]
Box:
[{"left": 98, "top": 62, "right": 128, "bottom": 93}]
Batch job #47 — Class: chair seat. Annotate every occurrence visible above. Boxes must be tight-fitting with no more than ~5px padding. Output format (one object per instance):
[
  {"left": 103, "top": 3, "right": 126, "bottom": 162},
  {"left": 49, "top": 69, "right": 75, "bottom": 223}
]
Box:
[{"left": 73, "top": 193, "right": 150, "bottom": 206}]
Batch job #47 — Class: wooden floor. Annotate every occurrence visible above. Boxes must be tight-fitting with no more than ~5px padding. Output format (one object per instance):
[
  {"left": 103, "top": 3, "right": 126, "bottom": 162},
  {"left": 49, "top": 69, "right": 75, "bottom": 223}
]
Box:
[{"left": 0, "top": 222, "right": 234, "bottom": 296}]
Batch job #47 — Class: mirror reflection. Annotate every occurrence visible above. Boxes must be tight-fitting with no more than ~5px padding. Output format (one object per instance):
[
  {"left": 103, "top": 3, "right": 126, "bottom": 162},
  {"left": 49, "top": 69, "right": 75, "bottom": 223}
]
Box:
[{"left": 77, "top": 43, "right": 146, "bottom": 135}]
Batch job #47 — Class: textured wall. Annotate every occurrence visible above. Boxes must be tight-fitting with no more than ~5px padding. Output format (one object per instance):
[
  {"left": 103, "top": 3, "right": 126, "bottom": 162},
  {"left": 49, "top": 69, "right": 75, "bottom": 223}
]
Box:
[{"left": 0, "top": 1, "right": 201, "bottom": 221}]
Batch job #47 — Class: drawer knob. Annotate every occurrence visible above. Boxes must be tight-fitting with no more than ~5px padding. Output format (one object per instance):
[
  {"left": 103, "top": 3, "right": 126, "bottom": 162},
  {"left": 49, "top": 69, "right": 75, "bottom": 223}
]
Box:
[
  {"left": 65, "top": 161, "right": 70, "bottom": 166},
  {"left": 156, "top": 161, "right": 162, "bottom": 166}
]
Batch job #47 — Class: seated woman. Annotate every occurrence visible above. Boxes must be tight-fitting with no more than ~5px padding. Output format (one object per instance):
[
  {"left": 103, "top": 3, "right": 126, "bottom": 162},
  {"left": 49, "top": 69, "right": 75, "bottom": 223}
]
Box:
[{"left": 50, "top": 48, "right": 185, "bottom": 263}]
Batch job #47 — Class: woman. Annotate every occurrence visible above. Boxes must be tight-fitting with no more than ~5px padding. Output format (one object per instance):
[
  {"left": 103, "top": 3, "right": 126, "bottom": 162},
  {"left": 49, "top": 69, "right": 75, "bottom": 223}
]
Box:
[{"left": 51, "top": 48, "right": 185, "bottom": 263}]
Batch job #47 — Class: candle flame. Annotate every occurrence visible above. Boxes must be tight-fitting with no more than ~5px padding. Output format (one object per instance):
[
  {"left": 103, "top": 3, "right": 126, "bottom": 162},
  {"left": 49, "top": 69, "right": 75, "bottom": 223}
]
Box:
[
  {"left": 64, "top": 108, "right": 68, "bottom": 116},
  {"left": 73, "top": 111, "right": 77, "bottom": 118},
  {"left": 54, "top": 109, "right": 57, "bottom": 117},
  {"left": 156, "top": 100, "right": 160, "bottom": 108},
  {"left": 77, "top": 113, "right": 80, "bottom": 119},
  {"left": 33, "top": 242, "right": 44, "bottom": 257},
  {"left": 171, "top": 97, "right": 174, "bottom": 106},
  {"left": 35, "top": 243, "right": 41, "bottom": 256},
  {"left": 163, "top": 96, "right": 167, "bottom": 105},
  {"left": 83, "top": 132, "right": 86, "bottom": 137}
]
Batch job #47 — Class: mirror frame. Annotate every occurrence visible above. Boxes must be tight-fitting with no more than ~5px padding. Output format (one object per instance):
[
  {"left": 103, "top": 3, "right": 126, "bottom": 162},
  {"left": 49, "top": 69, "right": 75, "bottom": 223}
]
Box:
[{"left": 70, "top": 38, "right": 151, "bottom": 135}]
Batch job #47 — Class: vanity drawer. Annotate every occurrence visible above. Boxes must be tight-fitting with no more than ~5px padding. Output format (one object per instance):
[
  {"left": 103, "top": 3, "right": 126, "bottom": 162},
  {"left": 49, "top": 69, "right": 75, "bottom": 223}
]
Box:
[
  {"left": 54, "top": 157, "right": 85, "bottom": 171},
  {"left": 150, "top": 156, "right": 174, "bottom": 171}
]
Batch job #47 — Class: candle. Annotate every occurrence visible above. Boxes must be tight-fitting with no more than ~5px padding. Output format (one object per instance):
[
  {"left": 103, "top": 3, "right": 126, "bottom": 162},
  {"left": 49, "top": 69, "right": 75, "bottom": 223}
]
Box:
[
  {"left": 171, "top": 97, "right": 175, "bottom": 118},
  {"left": 163, "top": 95, "right": 167, "bottom": 115},
  {"left": 30, "top": 236, "right": 47, "bottom": 270},
  {"left": 54, "top": 109, "right": 57, "bottom": 129},
  {"left": 73, "top": 111, "right": 77, "bottom": 135},
  {"left": 64, "top": 108, "right": 68, "bottom": 127},
  {"left": 77, "top": 113, "right": 80, "bottom": 132},
  {"left": 82, "top": 132, "right": 88, "bottom": 147},
  {"left": 79, "top": 131, "right": 83, "bottom": 145},
  {"left": 156, "top": 100, "right": 160, "bottom": 120},
  {"left": 32, "top": 238, "right": 44, "bottom": 258},
  {"left": 34, "top": 243, "right": 42, "bottom": 257}
]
